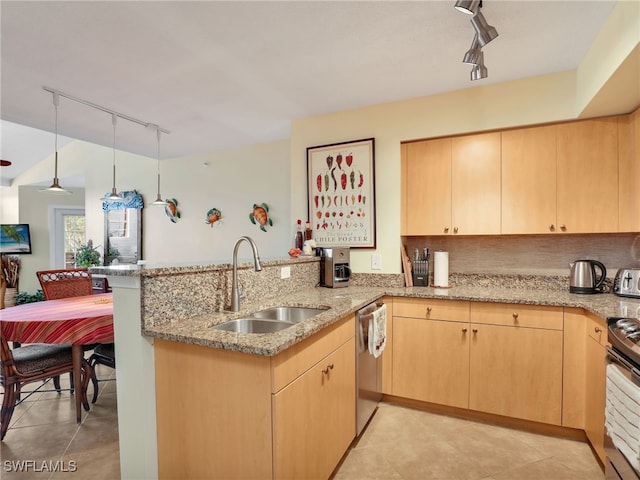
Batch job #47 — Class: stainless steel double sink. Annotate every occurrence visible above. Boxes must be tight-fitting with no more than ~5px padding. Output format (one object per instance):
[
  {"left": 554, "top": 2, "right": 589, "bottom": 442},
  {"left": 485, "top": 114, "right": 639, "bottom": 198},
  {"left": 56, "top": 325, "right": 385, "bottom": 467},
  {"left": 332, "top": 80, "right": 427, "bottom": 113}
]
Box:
[{"left": 211, "top": 306, "right": 328, "bottom": 334}]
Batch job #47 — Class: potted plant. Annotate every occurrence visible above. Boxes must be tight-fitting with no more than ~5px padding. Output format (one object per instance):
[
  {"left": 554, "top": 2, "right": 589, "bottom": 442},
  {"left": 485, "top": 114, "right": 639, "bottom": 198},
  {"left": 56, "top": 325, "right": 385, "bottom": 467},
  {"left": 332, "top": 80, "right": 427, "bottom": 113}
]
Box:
[{"left": 75, "top": 240, "right": 102, "bottom": 267}]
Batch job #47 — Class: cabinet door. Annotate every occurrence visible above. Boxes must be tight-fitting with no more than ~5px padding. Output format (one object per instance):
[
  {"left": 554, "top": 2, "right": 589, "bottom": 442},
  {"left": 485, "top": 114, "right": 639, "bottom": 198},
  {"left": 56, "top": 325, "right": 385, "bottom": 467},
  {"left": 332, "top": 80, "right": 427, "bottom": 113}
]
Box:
[
  {"left": 451, "top": 132, "right": 501, "bottom": 235},
  {"left": 392, "top": 317, "right": 469, "bottom": 408},
  {"left": 557, "top": 118, "right": 619, "bottom": 233},
  {"left": 469, "top": 324, "right": 563, "bottom": 425},
  {"left": 501, "top": 125, "right": 557, "bottom": 234},
  {"left": 404, "top": 138, "right": 452, "bottom": 235},
  {"left": 585, "top": 329, "right": 607, "bottom": 464},
  {"left": 273, "top": 338, "right": 355, "bottom": 480},
  {"left": 618, "top": 109, "right": 640, "bottom": 232}
]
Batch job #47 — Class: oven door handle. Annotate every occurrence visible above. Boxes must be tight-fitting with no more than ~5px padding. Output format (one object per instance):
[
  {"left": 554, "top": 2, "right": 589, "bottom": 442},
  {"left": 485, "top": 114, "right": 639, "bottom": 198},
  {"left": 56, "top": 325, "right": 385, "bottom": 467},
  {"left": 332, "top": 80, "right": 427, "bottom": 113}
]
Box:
[{"left": 607, "top": 347, "right": 640, "bottom": 384}]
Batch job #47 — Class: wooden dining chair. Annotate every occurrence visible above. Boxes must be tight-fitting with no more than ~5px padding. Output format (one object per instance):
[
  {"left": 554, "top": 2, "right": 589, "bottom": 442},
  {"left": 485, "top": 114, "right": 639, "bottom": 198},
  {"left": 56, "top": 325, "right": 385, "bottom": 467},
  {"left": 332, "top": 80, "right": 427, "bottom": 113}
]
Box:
[
  {"left": 0, "top": 334, "right": 92, "bottom": 440},
  {"left": 36, "top": 268, "right": 115, "bottom": 404},
  {"left": 36, "top": 268, "right": 95, "bottom": 393},
  {"left": 36, "top": 268, "right": 93, "bottom": 299}
]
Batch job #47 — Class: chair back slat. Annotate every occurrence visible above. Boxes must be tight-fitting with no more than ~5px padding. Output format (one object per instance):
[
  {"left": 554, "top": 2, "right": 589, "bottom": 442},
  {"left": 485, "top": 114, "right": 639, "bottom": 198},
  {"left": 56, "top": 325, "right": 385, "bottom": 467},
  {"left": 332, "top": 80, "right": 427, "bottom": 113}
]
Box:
[{"left": 36, "top": 269, "right": 93, "bottom": 300}]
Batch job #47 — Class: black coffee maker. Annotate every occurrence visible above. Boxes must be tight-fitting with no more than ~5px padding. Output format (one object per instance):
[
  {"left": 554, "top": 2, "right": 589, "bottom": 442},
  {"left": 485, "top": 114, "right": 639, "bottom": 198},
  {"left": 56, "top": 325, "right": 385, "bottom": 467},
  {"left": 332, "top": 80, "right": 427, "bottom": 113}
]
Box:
[{"left": 320, "top": 247, "right": 351, "bottom": 288}]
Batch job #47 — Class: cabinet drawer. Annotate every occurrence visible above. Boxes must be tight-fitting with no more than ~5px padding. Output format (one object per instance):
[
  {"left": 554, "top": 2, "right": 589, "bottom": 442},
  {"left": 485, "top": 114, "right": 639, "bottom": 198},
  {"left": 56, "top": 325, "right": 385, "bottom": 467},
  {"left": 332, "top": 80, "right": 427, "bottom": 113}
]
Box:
[
  {"left": 271, "top": 314, "right": 354, "bottom": 392},
  {"left": 393, "top": 298, "right": 469, "bottom": 322},
  {"left": 470, "top": 302, "right": 563, "bottom": 330},
  {"left": 586, "top": 312, "right": 607, "bottom": 346}
]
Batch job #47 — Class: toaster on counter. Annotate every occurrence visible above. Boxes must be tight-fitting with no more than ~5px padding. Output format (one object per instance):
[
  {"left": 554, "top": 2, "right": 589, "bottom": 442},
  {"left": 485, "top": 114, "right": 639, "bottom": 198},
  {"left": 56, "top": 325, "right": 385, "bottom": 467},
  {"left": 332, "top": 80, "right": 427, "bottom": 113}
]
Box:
[{"left": 613, "top": 268, "right": 640, "bottom": 299}]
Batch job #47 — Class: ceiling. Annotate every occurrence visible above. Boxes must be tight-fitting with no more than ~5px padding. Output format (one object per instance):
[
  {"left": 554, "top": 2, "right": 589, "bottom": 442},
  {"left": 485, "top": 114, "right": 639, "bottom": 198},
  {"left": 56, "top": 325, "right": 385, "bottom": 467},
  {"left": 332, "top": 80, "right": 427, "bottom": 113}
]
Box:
[{"left": 0, "top": 1, "right": 620, "bottom": 186}]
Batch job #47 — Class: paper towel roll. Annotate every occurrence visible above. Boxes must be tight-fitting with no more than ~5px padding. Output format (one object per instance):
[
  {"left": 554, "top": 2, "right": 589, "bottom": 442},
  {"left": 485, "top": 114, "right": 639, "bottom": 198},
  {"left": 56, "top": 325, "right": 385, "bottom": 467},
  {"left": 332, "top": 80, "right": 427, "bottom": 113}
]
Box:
[{"left": 433, "top": 251, "right": 449, "bottom": 287}]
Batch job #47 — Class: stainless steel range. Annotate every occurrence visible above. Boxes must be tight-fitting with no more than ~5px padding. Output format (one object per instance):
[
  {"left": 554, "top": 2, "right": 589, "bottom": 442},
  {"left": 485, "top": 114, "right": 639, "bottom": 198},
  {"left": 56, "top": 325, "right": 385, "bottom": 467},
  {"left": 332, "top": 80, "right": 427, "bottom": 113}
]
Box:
[{"left": 605, "top": 317, "right": 640, "bottom": 480}]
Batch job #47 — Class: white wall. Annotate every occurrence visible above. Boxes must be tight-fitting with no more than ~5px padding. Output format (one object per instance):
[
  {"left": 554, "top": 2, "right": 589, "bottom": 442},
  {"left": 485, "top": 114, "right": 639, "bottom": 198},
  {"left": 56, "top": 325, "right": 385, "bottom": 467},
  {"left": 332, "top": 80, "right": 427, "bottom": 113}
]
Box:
[
  {"left": 143, "top": 140, "right": 291, "bottom": 263},
  {"left": 11, "top": 138, "right": 291, "bottom": 292}
]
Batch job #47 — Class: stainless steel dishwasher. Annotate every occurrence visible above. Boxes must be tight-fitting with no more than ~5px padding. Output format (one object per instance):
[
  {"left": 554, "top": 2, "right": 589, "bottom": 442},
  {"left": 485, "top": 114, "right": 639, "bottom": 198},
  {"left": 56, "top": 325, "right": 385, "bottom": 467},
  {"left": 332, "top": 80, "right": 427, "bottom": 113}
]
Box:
[{"left": 356, "top": 301, "right": 385, "bottom": 436}]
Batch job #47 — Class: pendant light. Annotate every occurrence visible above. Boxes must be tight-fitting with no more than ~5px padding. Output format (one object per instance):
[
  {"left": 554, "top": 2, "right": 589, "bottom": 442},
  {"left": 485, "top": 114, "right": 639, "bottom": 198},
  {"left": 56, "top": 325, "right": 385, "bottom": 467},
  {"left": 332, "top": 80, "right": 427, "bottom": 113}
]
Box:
[
  {"left": 101, "top": 114, "right": 123, "bottom": 201},
  {"left": 151, "top": 126, "right": 167, "bottom": 206},
  {"left": 40, "top": 92, "right": 71, "bottom": 194}
]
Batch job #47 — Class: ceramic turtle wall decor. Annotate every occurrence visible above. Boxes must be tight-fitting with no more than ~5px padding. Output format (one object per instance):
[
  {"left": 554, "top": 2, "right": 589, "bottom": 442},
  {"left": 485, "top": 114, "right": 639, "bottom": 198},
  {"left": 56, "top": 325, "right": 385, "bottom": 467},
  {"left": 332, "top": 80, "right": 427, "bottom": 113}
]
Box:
[
  {"left": 249, "top": 203, "right": 273, "bottom": 232},
  {"left": 164, "top": 199, "right": 181, "bottom": 223},
  {"left": 205, "top": 208, "right": 222, "bottom": 227}
]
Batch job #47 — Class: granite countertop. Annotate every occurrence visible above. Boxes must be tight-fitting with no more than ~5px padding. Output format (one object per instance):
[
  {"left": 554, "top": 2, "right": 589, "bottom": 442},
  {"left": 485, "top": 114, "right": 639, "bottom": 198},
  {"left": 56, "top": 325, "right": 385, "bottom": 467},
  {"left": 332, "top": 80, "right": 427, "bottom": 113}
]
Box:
[{"left": 142, "top": 284, "right": 640, "bottom": 357}]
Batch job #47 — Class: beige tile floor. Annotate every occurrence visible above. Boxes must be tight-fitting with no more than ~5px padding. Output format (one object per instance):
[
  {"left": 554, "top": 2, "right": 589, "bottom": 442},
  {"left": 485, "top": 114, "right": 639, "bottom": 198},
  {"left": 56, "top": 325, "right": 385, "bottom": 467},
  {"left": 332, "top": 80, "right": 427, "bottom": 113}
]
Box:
[
  {"left": 335, "top": 403, "right": 605, "bottom": 480},
  {"left": 0, "top": 363, "right": 120, "bottom": 479},
  {"left": 1, "top": 371, "right": 604, "bottom": 480}
]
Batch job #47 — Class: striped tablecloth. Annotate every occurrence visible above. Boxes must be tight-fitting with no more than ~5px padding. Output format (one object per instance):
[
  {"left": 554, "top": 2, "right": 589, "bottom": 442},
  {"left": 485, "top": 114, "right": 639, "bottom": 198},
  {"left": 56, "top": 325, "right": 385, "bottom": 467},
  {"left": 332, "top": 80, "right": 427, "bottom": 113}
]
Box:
[{"left": 0, "top": 293, "right": 114, "bottom": 345}]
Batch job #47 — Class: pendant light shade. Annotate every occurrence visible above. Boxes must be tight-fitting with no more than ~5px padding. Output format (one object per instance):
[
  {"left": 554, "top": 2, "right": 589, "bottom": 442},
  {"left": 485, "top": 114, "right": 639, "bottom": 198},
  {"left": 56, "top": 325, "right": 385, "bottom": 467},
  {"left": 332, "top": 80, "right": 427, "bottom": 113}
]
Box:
[
  {"left": 101, "top": 114, "right": 123, "bottom": 202},
  {"left": 40, "top": 92, "right": 71, "bottom": 195},
  {"left": 151, "top": 126, "right": 168, "bottom": 206},
  {"left": 471, "top": 11, "right": 499, "bottom": 47},
  {"left": 462, "top": 34, "right": 482, "bottom": 65},
  {"left": 454, "top": 0, "right": 480, "bottom": 15},
  {"left": 470, "top": 51, "right": 488, "bottom": 81}
]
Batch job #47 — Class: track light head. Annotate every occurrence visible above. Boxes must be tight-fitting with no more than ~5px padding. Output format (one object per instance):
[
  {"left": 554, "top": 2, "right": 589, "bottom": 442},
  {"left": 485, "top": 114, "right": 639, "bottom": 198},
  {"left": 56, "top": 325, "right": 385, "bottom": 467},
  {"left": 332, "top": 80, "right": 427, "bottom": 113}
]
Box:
[
  {"left": 471, "top": 11, "right": 499, "bottom": 46},
  {"left": 454, "top": 0, "right": 481, "bottom": 15},
  {"left": 470, "top": 52, "right": 488, "bottom": 81},
  {"left": 462, "top": 35, "right": 482, "bottom": 65}
]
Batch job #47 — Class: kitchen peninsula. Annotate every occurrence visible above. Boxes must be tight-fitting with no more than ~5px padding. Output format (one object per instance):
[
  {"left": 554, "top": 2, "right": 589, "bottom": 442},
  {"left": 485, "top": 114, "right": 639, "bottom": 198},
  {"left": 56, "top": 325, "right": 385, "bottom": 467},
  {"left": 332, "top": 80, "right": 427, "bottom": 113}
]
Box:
[{"left": 93, "top": 258, "right": 640, "bottom": 479}]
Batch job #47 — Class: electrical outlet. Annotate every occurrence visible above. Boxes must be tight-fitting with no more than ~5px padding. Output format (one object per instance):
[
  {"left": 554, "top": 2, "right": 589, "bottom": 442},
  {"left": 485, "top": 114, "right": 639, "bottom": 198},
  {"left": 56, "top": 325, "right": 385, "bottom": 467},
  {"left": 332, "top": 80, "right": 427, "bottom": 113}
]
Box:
[
  {"left": 280, "top": 266, "right": 291, "bottom": 279},
  {"left": 371, "top": 254, "right": 382, "bottom": 270}
]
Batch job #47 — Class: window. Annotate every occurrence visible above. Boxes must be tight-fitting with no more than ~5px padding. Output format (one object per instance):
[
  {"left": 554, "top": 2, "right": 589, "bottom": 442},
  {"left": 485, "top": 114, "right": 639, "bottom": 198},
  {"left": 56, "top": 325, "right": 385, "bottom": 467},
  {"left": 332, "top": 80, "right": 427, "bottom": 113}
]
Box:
[{"left": 50, "top": 207, "right": 85, "bottom": 268}]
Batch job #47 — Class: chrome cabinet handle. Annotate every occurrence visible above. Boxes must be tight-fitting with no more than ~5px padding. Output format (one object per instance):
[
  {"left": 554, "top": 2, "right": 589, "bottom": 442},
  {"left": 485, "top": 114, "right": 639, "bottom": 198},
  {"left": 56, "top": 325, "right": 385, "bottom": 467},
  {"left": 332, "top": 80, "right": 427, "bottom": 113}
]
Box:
[
  {"left": 512, "top": 313, "right": 519, "bottom": 321},
  {"left": 472, "top": 328, "right": 478, "bottom": 333},
  {"left": 322, "top": 363, "right": 334, "bottom": 375},
  {"left": 444, "top": 227, "right": 449, "bottom": 233},
  {"left": 595, "top": 327, "right": 602, "bottom": 333},
  {"left": 426, "top": 307, "right": 432, "bottom": 316},
  {"left": 548, "top": 224, "right": 555, "bottom": 231},
  {"left": 462, "top": 328, "right": 468, "bottom": 333},
  {"left": 454, "top": 226, "right": 459, "bottom": 234},
  {"left": 559, "top": 224, "right": 566, "bottom": 231}
]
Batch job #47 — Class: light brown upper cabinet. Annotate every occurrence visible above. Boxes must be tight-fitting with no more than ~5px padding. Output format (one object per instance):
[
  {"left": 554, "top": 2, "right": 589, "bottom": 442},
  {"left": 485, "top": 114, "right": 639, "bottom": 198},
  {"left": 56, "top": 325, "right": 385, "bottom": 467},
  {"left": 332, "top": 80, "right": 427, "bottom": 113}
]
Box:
[
  {"left": 501, "top": 125, "right": 558, "bottom": 234},
  {"left": 403, "top": 137, "right": 452, "bottom": 235},
  {"left": 556, "top": 117, "right": 619, "bottom": 233},
  {"left": 618, "top": 107, "right": 640, "bottom": 232},
  {"left": 402, "top": 132, "right": 501, "bottom": 235},
  {"left": 451, "top": 132, "right": 502, "bottom": 235}
]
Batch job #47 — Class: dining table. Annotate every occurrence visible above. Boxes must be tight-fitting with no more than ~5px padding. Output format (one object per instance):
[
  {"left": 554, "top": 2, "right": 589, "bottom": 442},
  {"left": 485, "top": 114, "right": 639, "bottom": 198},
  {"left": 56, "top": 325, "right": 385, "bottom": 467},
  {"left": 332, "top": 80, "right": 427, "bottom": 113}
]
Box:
[{"left": 0, "top": 292, "right": 114, "bottom": 422}]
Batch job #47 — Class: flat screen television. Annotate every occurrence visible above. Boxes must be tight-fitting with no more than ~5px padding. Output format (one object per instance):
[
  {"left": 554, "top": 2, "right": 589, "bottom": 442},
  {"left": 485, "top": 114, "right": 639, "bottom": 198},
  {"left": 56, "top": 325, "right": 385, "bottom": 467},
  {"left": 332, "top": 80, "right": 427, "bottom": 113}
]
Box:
[{"left": 0, "top": 224, "right": 32, "bottom": 254}]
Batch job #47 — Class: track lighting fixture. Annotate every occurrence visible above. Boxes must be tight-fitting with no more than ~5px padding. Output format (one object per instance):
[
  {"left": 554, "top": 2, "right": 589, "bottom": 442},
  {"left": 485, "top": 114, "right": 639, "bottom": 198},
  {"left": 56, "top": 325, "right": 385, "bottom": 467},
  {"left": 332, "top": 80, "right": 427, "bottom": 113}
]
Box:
[
  {"left": 454, "top": 0, "right": 498, "bottom": 81},
  {"left": 151, "top": 126, "right": 168, "bottom": 206},
  {"left": 40, "top": 92, "right": 71, "bottom": 194},
  {"left": 41, "top": 86, "right": 170, "bottom": 205},
  {"left": 101, "top": 114, "right": 123, "bottom": 202}
]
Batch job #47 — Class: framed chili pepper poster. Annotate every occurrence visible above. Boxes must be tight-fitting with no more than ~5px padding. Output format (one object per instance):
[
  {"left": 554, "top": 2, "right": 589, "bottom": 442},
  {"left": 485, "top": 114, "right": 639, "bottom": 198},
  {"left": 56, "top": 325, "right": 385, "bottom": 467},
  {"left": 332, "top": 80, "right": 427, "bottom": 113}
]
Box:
[{"left": 307, "top": 137, "right": 376, "bottom": 248}]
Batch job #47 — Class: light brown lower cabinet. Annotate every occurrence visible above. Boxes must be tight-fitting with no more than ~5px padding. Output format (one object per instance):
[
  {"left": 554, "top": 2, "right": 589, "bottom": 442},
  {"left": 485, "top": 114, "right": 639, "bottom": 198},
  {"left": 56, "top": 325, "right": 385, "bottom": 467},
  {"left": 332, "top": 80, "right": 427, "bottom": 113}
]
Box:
[
  {"left": 584, "top": 314, "right": 607, "bottom": 464},
  {"left": 392, "top": 299, "right": 563, "bottom": 425},
  {"left": 273, "top": 338, "right": 355, "bottom": 479},
  {"left": 468, "top": 322, "right": 563, "bottom": 425},
  {"left": 155, "top": 314, "right": 356, "bottom": 480},
  {"left": 392, "top": 316, "right": 470, "bottom": 408}
]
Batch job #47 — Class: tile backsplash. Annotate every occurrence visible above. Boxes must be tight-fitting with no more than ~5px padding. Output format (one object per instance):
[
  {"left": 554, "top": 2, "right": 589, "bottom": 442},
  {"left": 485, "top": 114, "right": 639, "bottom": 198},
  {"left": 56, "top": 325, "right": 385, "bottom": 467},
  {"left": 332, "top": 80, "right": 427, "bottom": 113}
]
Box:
[{"left": 404, "top": 233, "right": 640, "bottom": 277}]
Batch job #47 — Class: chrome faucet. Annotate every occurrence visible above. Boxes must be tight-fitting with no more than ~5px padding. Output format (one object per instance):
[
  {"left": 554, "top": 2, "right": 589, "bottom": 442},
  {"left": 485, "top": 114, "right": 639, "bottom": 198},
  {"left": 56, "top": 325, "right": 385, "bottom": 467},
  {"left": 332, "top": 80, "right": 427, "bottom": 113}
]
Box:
[{"left": 230, "top": 236, "right": 263, "bottom": 311}]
